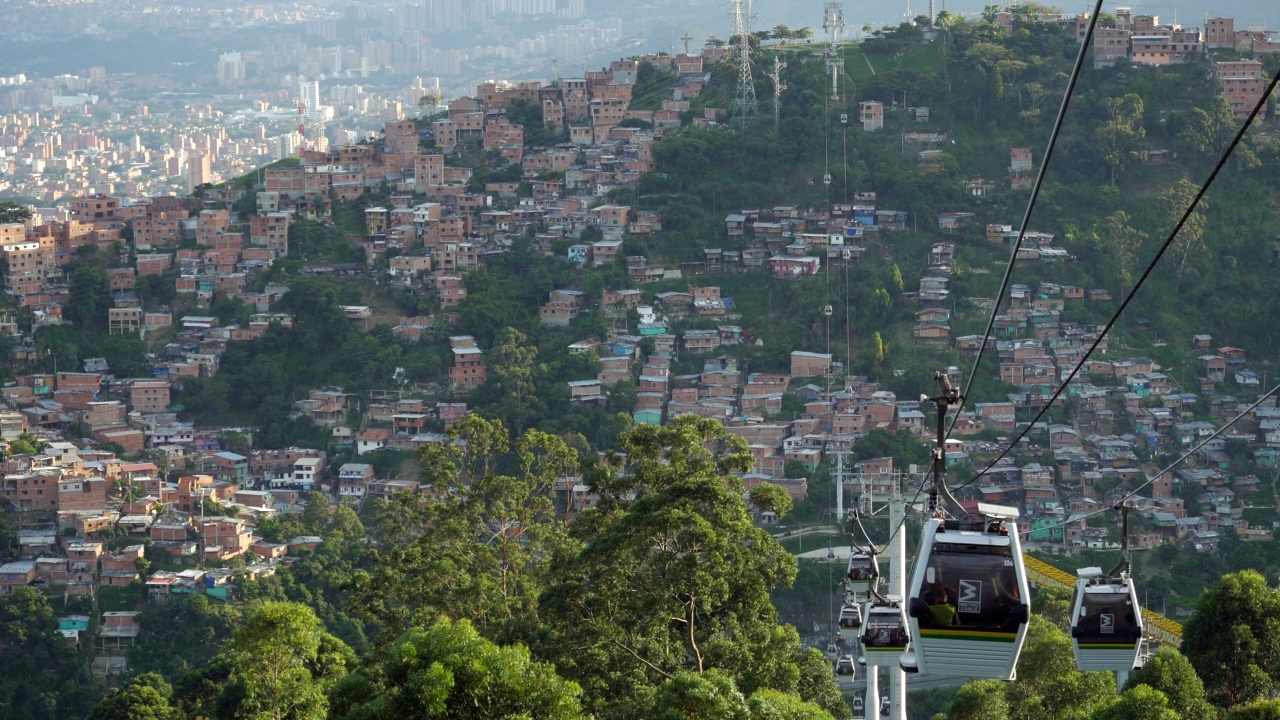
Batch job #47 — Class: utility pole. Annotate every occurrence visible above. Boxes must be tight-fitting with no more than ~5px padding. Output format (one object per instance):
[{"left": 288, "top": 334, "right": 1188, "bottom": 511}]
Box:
[{"left": 769, "top": 54, "right": 786, "bottom": 135}]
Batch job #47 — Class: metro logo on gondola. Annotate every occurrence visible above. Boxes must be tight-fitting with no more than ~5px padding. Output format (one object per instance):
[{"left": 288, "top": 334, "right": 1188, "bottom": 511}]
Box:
[
  {"left": 958, "top": 579, "right": 982, "bottom": 614},
  {"left": 1100, "top": 614, "right": 1115, "bottom": 634}
]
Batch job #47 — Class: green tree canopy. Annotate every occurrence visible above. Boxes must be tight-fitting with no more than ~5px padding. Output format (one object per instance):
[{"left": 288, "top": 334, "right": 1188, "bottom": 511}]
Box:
[
  {"left": 0, "top": 201, "right": 32, "bottom": 224},
  {"left": 1182, "top": 570, "right": 1280, "bottom": 707},
  {"left": 330, "top": 617, "right": 586, "bottom": 720},
  {"left": 1124, "top": 646, "right": 1217, "bottom": 720},
  {"left": 540, "top": 416, "right": 846, "bottom": 719},
  {"left": 221, "top": 602, "right": 354, "bottom": 720},
  {"left": 0, "top": 587, "right": 100, "bottom": 719},
  {"left": 88, "top": 673, "right": 174, "bottom": 720},
  {"left": 1089, "top": 684, "right": 1180, "bottom": 720}
]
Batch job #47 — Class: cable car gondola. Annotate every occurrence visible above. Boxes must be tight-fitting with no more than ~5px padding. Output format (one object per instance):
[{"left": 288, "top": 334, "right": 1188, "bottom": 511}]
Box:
[
  {"left": 1071, "top": 505, "right": 1144, "bottom": 675},
  {"left": 851, "top": 694, "right": 865, "bottom": 719},
  {"left": 899, "top": 374, "right": 1032, "bottom": 680},
  {"left": 835, "top": 654, "right": 857, "bottom": 676},
  {"left": 846, "top": 548, "right": 878, "bottom": 596},
  {"left": 838, "top": 601, "right": 863, "bottom": 641},
  {"left": 858, "top": 599, "right": 910, "bottom": 667},
  {"left": 901, "top": 505, "right": 1031, "bottom": 679}
]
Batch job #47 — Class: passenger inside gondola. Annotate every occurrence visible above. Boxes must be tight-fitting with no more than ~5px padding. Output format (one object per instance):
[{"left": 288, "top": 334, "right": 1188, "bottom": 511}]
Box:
[
  {"left": 916, "top": 544, "right": 1025, "bottom": 632},
  {"left": 848, "top": 558, "right": 874, "bottom": 581},
  {"left": 929, "top": 590, "right": 958, "bottom": 626}
]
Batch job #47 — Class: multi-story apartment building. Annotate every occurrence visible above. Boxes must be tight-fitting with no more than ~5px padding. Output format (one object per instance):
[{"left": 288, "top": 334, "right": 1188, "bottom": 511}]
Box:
[{"left": 1216, "top": 60, "right": 1268, "bottom": 118}]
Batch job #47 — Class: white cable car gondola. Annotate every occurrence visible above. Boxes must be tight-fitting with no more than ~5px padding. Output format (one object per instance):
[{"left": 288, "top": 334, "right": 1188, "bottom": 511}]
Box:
[
  {"left": 900, "top": 504, "right": 1031, "bottom": 680},
  {"left": 899, "top": 373, "right": 1031, "bottom": 680},
  {"left": 846, "top": 548, "right": 878, "bottom": 596},
  {"left": 1071, "top": 505, "right": 1144, "bottom": 674},
  {"left": 858, "top": 599, "right": 910, "bottom": 667},
  {"left": 838, "top": 602, "right": 863, "bottom": 642},
  {"left": 851, "top": 694, "right": 865, "bottom": 719},
  {"left": 835, "top": 655, "right": 857, "bottom": 676}
]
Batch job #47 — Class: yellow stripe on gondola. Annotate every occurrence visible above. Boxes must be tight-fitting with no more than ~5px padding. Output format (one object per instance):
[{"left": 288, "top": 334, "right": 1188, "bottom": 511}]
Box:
[{"left": 920, "top": 628, "right": 1018, "bottom": 642}]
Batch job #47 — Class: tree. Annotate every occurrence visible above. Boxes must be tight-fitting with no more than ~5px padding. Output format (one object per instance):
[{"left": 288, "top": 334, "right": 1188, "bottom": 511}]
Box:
[
  {"left": 651, "top": 670, "right": 750, "bottom": 720},
  {"left": 330, "top": 617, "right": 586, "bottom": 720},
  {"left": 749, "top": 483, "right": 795, "bottom": 518},
  {"left": 1030, "top": 584, "right": 1072, "bottom": 633},
  {"left": 870, "top": 331, "right": 886, "bottom": 368},
  {"left": 1161, "top": 178, "right": 1208, "bottom": 289},
  {"left": 129, "top": 594, "right": 244, "bottom": 680},
  {"left": 747, "top": 687, "right": 833, "bottom": 720},
  {"left": 1124, "top": 647, "right": 1216, "bottom": 720},
  {"left": 1093, "top": 211, "right": 1148, "bottom": 291},
  {"left": 948, "top": 679, "right": 1010, "bottom": 720},
  {"left": 88, "top": 673, "right": 174, "bottom": 720},
  {"left": 1181, "top": 570, "right": 1280, "bottom": 707},
  {"left": 1096, "top": 94, "right": 1146, "bottom": 184},
  {"left": 540, "top": 417, "right": 847, "bottom": 720},
  {"left": 0, "top": 201, "right": 32, "bottom": 225},
  {"left": 1089, "top": 685, "right": 1179, "bottom": 720},
  {"left": 0, "top": 587, "right": 100, "bottom": 719},
  {"left": 888, "top": 264, "right": 905, "bottom": 294},
  {"left": 1002, "top": 615, "right": 1116, "bottom": 719},
  {"left": 349, "top": 417, "right": 576, "bottom": 641},
  {"left": 479, "top": 327, "right": 547, "bottom": 435},
  {"left": 220, "top": 602, "right": 353, "bottom": 720},
  {"left": 7, "top": 432, "right": 45, "bottom": 456},
  {"left": 67, "top": 262, "right": 107, "bottom": 330},
  {"left": 1225, "top": 700, "right": 1280, "bottom": 719}
]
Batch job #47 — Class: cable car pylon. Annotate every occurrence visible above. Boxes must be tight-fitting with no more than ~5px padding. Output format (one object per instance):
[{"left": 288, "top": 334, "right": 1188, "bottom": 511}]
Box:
[{"left": 900, "top": 371, "right": 1032, "bottom": 680}]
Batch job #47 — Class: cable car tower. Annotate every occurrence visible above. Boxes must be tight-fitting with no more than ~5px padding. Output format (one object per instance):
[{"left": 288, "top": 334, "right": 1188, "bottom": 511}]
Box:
[
  {"left": 1070, "top": 503, "right": 1146, "bottom": 687},
  {"left": 900, "top": 372, "right": 1032, "bottom": 680},
  {"left": 834, "top": 452, "right": 914, "bottom": 720}
]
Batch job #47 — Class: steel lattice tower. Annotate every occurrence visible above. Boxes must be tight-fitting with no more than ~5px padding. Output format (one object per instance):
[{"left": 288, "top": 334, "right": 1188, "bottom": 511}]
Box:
[
  {"left": 770, "top": 54, "right": 786, "bottom": 134},
  {"left": 731, "top": 0, "right": 756, "bottom": 127}
]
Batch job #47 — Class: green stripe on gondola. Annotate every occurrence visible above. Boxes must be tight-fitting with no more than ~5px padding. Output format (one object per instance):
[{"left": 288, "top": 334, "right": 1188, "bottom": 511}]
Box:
[
  {"left": 1078, "top": 642, "right": 1138, "bottom": 649},
  {"left": 920, "top": 628, "right": 1018, "bottom": 643}
]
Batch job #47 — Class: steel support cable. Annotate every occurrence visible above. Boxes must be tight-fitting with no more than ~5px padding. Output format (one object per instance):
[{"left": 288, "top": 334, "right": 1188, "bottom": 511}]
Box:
[
  {"left": 950, "top": 0, "right": 1106, "bottom": 438},
  {"left": 955, "top": 64, "right": 1280, "bottom": 491},
  {"left": 1017, "top": 382, "right": 1280, "bottom": 537}
]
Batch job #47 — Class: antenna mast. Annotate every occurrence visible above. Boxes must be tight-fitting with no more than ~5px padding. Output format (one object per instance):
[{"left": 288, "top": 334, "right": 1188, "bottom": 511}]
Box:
[
  {"left": 769, "top": 54, "right": 786, "bottom": 134},
  {"left": 731, "top": 0, "right": 757, "bottom": 126},
  {"left": 823, "top": 2, "right": 845, "bottom": 102}
]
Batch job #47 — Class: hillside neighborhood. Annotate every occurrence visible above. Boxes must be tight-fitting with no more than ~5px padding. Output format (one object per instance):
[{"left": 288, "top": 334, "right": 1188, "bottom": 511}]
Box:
[{"left": 1, "top": 8, "right": 1280, "bottom": 690}]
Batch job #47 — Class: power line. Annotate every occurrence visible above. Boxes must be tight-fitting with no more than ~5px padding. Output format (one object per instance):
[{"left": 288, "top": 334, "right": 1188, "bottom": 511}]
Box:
[
  {"left": 950, "top": 0, "right": 1104, "bottom": 437},
  {"left": 957, "top": 63, "right": 1280, "bottom": 490}
]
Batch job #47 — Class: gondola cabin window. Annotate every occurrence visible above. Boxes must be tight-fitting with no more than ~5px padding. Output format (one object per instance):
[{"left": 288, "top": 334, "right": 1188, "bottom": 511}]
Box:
[
  {"left": 918, "top": 543, "right": 1022, "bottom": 632},
  {"left": 863, "top": 613, "right": 908, "bottom": 648},
  {"left": 848, "top": 557, "right": 874, "bottom": 580},
  {"left": 1075, "top": 592, "right": 1139, "bottom": 643}
]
